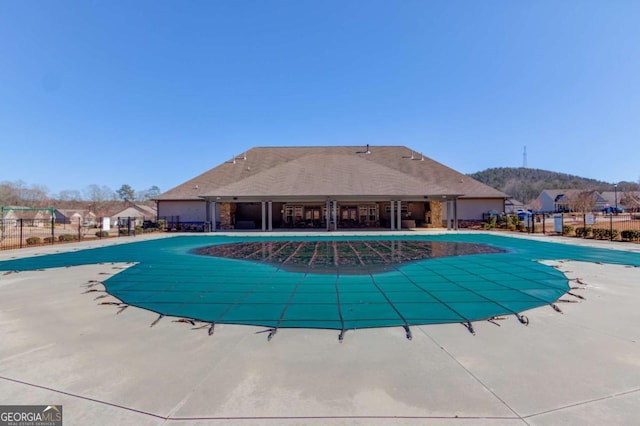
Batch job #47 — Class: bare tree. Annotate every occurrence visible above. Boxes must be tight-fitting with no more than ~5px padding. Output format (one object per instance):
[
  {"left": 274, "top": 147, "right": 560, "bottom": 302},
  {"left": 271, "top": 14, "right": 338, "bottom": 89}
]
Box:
[
  {"left": 0, "top": 181, "right": 20, "bottom": 206},
  {"left": 568, "top": 190, "right": 597, "bottom": 213},
  {"left": 621, "top": 190, "right": 640, "bottom": 213},
  {"left": 57, "top": 189, "right": 82, "bottom": 202},
  {"left": 0, "top": 180, "right": 49, "bottom": 207},
  {"left": 83, "top": 184, "right": 115, "bottom": 215},
  {"left": 136, "top": 185, "right": 161, "bottom": 201}
]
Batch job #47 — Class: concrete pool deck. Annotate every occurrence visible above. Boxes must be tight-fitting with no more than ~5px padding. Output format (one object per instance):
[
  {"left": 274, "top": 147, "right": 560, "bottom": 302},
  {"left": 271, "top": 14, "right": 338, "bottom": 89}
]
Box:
[{"left": 1, "top": 231, "right": 639, "bottom": 425}]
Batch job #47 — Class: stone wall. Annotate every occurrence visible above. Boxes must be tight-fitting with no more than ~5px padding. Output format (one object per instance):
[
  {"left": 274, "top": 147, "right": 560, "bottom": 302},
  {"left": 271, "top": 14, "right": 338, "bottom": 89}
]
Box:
[
  {"left": 219, "top": 203, "right": 237, "bottom": 229},
  {"left": 425, "top": 201, "right": 443, "bottom": 228}
]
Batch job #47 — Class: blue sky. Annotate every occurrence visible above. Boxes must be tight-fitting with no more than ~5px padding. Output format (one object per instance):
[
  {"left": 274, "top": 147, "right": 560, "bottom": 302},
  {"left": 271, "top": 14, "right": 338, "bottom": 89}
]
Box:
[{"left": 1, "top": 1, "right": 639, "bottom": 195}]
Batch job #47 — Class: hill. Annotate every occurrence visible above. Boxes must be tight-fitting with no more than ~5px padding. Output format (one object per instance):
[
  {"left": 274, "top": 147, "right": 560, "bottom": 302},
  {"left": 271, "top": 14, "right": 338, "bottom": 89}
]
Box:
[{"left": 468, "top": 167, "right": 639, "bottom": 204}]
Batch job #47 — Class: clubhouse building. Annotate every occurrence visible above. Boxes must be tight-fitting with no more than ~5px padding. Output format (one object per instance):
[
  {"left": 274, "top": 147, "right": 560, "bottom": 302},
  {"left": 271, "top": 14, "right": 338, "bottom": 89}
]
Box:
[{"left": 156, "top": 146, "right": 507, "bottom": 231}]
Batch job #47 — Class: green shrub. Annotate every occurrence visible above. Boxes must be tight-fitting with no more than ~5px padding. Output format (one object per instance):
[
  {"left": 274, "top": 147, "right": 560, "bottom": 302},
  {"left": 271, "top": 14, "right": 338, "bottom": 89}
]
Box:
[
  {"left": 95, "top": 230, "right": 109, "bottom": 238},
  {"left": 562, "top": 225, "right": 574, "bottom": 235},
  {"left": 621, "top": 230, "right": 640, "bottom": 241},
  {"left": 591, "top": 228, "right": 620, "bottom": 240},
  {"left": 58, "top": 234, "right": 75, "bottom": 241},
  {"left": 43, "top": 237, "right": 55, "bottom": 243},
  {"left": 575, "top": 227, "right": 593, "bottom": 238},
  {"left": 507, "top": 224, "right": 516, "bottom": 231},
  {"left": 507, "top": 215, "right": 519, "bottom": 226},
  {"left": 26, "top": 236, "right": 41, "bottom": 245}
]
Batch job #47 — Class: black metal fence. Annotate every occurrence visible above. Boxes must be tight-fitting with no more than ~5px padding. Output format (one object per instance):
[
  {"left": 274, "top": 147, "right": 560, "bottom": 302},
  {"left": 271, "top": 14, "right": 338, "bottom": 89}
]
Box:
[
  {"left": 1, "top": 218, "right": 56, "bottom": 249},
  {"left": 115, "top": 216, "right": 160, "bottom": 236},
  {"left": 158, "top": 216, "right": 209, "bottom": 232},
  {"left": 1, "top": 216, "right": 162, "bottom": 251},
  {"left": 481, "top": 212, "right": 640, "bottom": 242}
]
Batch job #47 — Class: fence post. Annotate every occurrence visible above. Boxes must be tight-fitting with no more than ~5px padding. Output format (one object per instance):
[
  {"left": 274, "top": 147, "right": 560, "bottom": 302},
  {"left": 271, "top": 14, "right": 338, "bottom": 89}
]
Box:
[
  {"left": 610, "top": 213, "right": 613, "bottom": 241},
  {"left": 19, "top": 219, "right": 23, "bottom": 249},
  {"left": 51, "top": 216, "right": 55, "bottom": 245}
]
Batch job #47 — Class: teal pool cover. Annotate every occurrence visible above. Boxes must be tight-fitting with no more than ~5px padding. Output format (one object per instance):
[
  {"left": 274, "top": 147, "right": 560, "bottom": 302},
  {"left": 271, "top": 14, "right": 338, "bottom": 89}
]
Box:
[{"left": 2, "top": 234, "right": 639, "bottom": 338}]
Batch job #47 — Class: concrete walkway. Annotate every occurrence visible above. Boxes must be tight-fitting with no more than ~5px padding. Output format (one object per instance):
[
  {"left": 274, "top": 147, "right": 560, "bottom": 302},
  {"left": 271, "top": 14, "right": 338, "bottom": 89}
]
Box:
[{"left": 1, "top": 232, "right": 639, "bottom": 425}]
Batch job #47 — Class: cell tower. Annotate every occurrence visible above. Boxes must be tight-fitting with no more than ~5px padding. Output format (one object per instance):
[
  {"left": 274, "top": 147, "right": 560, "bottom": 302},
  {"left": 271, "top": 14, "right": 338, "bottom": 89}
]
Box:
[{"left": 522, "top": 146, "right": 528, "bottom": 168}]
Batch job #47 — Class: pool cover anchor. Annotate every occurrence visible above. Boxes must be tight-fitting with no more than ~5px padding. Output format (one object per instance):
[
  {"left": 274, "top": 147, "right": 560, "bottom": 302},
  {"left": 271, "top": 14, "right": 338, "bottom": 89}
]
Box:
[
  {"left": 267, "top": 328, "right": 277, "bottom": 341},
  {"left": 403, "top": 324, "right": 412, "bottom": 341},
  {"left": 550, "top": 303, "right": 563, "bottom": 314},
  {"left": 463, "top": 321, "right": 476, "bottom": 335},
  {"left": 516, "top": 314, "right": 529, "bottom": 326},
  {"left": 487, "top": 316, "right": 506, "bottom": 326},
  {"left": 150, "top": 314, "right": 164, "bottom": 328},
  {"left": 254, "top": 327, "right": 277, "bottom": 341},
  {"left": 172, "top": 318, "right": 196, "bottom": 326},
  {"left": 82, "top": 288, "right": 105, "bottom": 295},
  {"left": 191, "top": 322, "right": 215, "bottom": 336},
  {"left": 568, "top": 292, "right": 586, "bottom": 300},
  {"left": 82, "top": 280, "right": 104, "bottom": 289},
  {"left": 338, "top": 329, "right": 347, "bottom": 343}
]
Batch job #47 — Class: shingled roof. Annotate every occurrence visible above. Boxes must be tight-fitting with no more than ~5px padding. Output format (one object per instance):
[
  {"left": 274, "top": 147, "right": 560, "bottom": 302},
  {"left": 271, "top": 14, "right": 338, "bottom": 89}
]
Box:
[{"left": 157, "top": 146, "right": 507, "bottom": 201}]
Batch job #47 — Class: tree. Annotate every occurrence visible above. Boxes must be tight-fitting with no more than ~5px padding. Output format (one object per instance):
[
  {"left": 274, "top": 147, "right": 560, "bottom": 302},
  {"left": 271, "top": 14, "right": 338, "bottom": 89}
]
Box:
[
  {"left": 83, "top": 185, "right": 115, "bottom": 203},
  {"left": 621, "top": 190, "right": 640, "bottom": 213},
  {"left": 0, "top": 181, "right": 20, "bottom": 206},
  {"left": 136, "top": 185, "right": 161, "bottom": 201},
  {"left": 0, "top": 180, "right": 49, "bottom": 207},
  {"left": 147, "top": 185, "right": 161, "bottom": 199},
  {"left": 57, "top": 189, "right": 82, "bottom": 202},
  {"left": 83, "top": 185, "right": 115, "bottom": 216},
  {"left": 116, "top": 184, "right": 135, "bottom": 202},
  {"left": 568, "top": 190, "right": 597, "bottom": 213}
]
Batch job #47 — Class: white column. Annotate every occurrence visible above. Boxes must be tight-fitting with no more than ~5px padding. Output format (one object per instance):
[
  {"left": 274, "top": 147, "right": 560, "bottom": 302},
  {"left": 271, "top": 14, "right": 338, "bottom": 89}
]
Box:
[
  {"left": 453, "top": 199, "right": 458, "bottom": 231},
  {"left": 205, "top": 200, "right": 211, "bottom": 232},
  {"left": 326, "top": 200, "right": 330, "bottom": 231},
  {"left": 397, "top": 200, "right": 402, "bottom": 230},
  {"left": 332, "top": 201, "right": 338, "bottom": 231},
  {"left": 446, "top": 200, "right": 452, "bottom": 230},
  {"left": 261, "top": 201, "right": 266, "bottom": 231},
  {"left": 390, "top": 201, "right": 395, "bottom": 230},
  {"left": 268, "top": 201, "right": 273, "bottom": 231},
  {"left": 211, "top": 202, "right": 217, "bottom": 231}
]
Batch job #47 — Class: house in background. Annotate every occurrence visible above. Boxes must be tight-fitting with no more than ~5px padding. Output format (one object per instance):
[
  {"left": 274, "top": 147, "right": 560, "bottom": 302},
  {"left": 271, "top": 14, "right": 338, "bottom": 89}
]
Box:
[
  {"left": 54, "top": 209, "right": 96, "bottom": 225},
  {"left": 601, "top": 190, "right": 640, "bottom": 212},
  {"left": 110, "top": 204, "right": 157, "bottom": 227},
  {"left": 1, "top": 207, "right": 53, "bottom": 227},
  {"left": 157, "top": 146, "right": 508, "bottom": 231},
  {"left": 505, "top": 198, "right": 525, "bottom": 214},
  {"left": 535, "top": 189, "right": 609, "bottom": 213}
]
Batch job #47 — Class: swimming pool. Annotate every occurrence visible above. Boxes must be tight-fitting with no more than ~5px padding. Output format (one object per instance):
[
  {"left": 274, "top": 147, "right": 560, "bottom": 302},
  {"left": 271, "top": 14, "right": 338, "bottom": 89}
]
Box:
[{"left": 2, "top": 234, "right": 639, "bottom": 339}]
